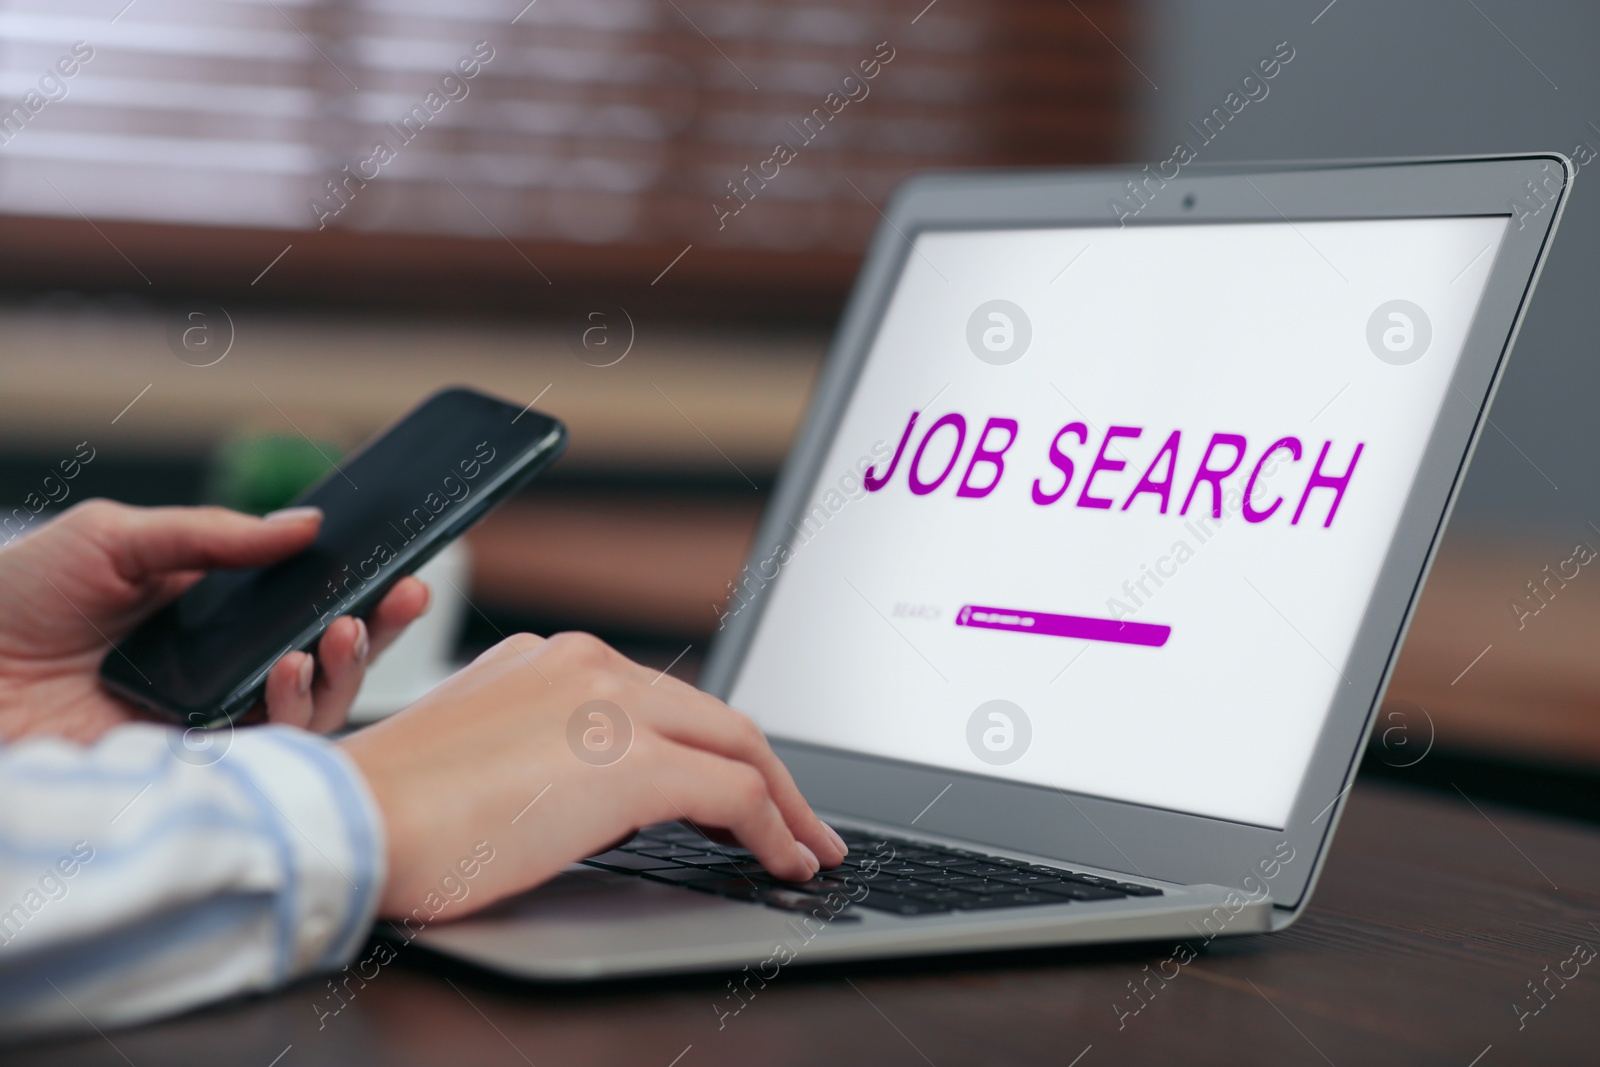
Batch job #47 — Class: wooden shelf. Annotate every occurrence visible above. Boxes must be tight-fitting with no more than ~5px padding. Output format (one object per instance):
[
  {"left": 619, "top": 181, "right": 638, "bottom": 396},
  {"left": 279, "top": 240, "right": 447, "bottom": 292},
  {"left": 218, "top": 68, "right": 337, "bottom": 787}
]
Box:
[
  {"left": 1385, "top": 535, "right": 1600, "bottom": 769},
  {"left": 0, "top": 308, "right": 825, "bottom": 476},
  {"left": 466, "top": 492, "right": 761, "bottom": 637}
]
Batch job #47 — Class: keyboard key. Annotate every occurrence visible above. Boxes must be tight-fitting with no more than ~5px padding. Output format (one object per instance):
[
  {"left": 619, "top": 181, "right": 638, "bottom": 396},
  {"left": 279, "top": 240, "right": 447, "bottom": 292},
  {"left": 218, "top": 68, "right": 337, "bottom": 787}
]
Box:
[
  {"left": 642, "top": 868, "right": 752, "bottom": 887},
  {"left": 582, "top": 851, "right": 682, "bottom": 873},
  {"left": 949, "top": 863, "right": 1015, "bottom": 877},
  {"left": 954, "top": 891, "right": 1068, "bottom": 910},
  {"left": 675, "top": 854, "right": 763, "bottom": 869},
  {"left": 843, "top": 853, "right": 912, "bottom": 869},
  {"left": 876, "top": 862, "right": 939, "bottom": 878},
  {"left": 1117, "top": 883, "right": 1165, "bottom": 897},
  {"left": 910, "top": 872, "right": 991, "bottom": 889},
  {"left": 852, "top": 893, "right": 955, "bottom": 916},
  {"left": 688, "top": 844, "right": 754, "bottom": 858},
  {"left": 695, "top": 861, "right": 776, "bottom": 877},
  {"left": 1060, "top": 872, "right": 1121, "bottom": 888},
  {"left": 632, "top": 846, "right": 716, "bottom": 860},
  {"left": 774, "top": 875, "right": 855, "bottom": 894},
  {"left": 1034, "top": 882, "right": 1128, "bottom": 901},
  {"left": 959, "top": 852, "right": 1027, "bottom": 866},
  {"left": 648, "top": 831, "right": 751, "bottom": 856},
  {"left": 900, "top": 854, "right": 970, "bottom": 868},
  {"left": 853, "top": 879, "right": 908, "bottom": 898},
  {"left": 992, "top": 872, "right": 1061, "bottom": 886},
  {"left": 914, "top": 889, "right": 984, "bottom": 906}
]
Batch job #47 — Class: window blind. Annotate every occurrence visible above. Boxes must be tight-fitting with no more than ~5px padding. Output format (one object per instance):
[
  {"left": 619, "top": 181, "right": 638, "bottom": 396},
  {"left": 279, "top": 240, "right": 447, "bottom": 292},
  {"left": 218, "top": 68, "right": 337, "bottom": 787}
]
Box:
[{"left": 0, "top": 0, "right": 1135, "bottom": 259}]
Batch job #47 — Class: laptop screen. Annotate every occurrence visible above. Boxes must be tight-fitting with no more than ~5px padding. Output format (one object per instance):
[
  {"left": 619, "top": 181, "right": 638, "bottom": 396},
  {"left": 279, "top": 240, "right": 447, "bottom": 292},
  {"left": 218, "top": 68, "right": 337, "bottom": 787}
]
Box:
[{"left": 729, "top": 216, "right": 1509, "bottom": 829}]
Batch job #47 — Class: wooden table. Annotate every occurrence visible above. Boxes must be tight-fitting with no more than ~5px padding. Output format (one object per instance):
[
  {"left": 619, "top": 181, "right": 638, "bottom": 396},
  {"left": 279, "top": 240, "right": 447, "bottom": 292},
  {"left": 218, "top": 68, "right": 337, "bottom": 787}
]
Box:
[{"left": 16, "top": 781, "right": 1598, "bottom": 1066}]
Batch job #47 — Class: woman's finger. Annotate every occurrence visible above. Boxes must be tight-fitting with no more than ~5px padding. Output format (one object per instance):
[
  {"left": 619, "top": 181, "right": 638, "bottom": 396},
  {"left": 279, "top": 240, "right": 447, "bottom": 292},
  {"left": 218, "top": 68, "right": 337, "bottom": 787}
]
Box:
[
  {"left": 643, "top": 741, "right": 819, "bottom": 883},
  {"left": 263, "top": 650, "right": 316, "bottom": 729},
  {"left": 306, "top": 616, "right": 369, "bottom": 734},
  {"left": 635, "top": 686, "right": 846, "bottom": 866},
  {"left": 106, "top": 504, "right": 323, "bottom": 580},
  {"left": 534, "top": 634, "right": 847, "bottom": 867},
  {"left": 365, "top": 577, "right": 430, "bottom": 660}
]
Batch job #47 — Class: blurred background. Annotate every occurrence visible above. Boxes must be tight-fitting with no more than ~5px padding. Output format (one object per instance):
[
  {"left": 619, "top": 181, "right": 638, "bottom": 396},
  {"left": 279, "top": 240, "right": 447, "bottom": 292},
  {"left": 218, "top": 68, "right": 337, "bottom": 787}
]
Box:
[{"left": 2, "top": 0, "right": 1597, "bottom": 816}]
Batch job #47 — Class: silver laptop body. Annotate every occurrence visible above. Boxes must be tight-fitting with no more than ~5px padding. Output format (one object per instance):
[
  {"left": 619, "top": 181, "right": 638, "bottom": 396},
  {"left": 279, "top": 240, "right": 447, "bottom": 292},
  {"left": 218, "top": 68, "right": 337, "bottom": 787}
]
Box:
[{"left": 413, "top": 155, "right": 1570, "bottom": 980}]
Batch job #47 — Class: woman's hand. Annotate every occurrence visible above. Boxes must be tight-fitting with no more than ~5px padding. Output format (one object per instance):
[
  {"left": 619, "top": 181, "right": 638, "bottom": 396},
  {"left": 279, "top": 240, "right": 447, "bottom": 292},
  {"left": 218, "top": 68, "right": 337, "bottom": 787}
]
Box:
[
  {"left": 0, "top": 499, "right": 429, "bottom": 743},
  {"left": 341, "top": 631, "right": 850, "bottom": 916}
]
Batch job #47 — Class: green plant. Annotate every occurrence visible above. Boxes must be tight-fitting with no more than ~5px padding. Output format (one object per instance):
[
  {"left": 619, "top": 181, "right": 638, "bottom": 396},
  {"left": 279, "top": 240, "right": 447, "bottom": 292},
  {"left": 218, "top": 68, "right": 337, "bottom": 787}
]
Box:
[{"left": 205, "top": 434, "right": 344, "bottom": 516}]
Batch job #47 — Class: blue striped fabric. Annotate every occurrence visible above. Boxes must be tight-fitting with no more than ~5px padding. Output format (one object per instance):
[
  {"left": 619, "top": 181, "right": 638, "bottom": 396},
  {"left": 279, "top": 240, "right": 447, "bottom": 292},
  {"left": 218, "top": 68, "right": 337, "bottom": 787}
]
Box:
[{"left": 0, "top": 723, "right": 385, "bottom": 1037}]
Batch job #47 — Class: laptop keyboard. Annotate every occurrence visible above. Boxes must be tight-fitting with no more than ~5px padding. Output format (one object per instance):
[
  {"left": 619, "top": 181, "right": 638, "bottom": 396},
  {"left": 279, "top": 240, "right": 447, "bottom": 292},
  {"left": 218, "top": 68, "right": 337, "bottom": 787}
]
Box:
[{"left": 581, "top": 823, "right": 1162, "bottom": 918}]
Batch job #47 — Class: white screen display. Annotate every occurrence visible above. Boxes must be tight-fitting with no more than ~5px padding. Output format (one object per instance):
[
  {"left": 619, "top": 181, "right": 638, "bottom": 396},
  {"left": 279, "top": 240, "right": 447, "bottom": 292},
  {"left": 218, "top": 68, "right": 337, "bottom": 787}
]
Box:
[{"left": 728, "top": 217, "right": 1509, "bottom": 828}]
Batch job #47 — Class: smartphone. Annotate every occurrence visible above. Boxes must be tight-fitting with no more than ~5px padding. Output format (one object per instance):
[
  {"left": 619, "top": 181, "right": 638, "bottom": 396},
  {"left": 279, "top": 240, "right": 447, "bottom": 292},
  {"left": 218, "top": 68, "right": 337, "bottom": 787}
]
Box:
[{"left": 100, "top": 386, "right": 566, "bottom": 728}]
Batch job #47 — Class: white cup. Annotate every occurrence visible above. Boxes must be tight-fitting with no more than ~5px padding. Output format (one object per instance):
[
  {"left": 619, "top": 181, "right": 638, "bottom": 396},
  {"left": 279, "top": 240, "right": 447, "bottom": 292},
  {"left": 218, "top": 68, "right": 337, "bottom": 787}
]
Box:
[{"left": 348, "top": 540, "right": 471, "bottom": 723}]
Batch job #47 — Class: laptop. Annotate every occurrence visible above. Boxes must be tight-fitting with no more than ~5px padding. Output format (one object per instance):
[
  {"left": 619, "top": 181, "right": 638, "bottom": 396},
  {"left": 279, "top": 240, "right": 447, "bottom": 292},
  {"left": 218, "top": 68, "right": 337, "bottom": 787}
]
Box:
[{"left": 412, "top": 155, "right": 1571, "bottom": 979}]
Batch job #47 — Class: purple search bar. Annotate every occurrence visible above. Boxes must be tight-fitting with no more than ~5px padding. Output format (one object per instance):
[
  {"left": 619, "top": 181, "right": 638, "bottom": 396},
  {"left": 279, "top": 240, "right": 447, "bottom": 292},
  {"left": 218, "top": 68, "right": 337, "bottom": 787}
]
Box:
[{"left": 955, "top": 604, "right": 1170, "bottom": 648}]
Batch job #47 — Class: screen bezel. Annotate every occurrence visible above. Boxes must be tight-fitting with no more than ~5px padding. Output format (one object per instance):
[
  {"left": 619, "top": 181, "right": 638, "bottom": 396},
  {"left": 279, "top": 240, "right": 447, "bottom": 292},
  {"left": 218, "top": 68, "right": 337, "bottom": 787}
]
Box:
[{"left": 700, "top": 156, "right": 1571, "bottom": 914}]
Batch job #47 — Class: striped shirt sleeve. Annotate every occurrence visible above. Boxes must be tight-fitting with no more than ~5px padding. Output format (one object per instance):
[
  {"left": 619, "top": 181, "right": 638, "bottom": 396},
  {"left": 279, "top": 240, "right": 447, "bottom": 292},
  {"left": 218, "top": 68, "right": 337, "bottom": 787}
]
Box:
[{"left": 0, "top": 722, "right": 386, "bottom": 1038}]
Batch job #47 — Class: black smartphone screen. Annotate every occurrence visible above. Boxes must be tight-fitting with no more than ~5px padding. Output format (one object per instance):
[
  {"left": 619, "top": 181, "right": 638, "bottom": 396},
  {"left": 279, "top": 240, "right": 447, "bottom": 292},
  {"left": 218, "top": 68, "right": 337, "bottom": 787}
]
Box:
[{"left": 100, "top": 387, "right": 565, "bottom": 726}]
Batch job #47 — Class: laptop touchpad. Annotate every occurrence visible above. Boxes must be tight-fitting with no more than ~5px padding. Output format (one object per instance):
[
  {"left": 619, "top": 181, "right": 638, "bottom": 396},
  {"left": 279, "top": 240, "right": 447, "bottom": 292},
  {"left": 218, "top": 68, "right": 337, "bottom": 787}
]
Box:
[{"left": 411, "top": 866, "right": 817, "bottom": 977}]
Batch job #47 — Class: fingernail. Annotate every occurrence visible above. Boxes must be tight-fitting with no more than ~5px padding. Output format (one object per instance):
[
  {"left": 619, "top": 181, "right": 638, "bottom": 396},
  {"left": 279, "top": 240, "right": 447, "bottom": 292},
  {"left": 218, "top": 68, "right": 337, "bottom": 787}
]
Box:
[
  {"left": 295, "top": 654, "right": 314, "bottom": 697},
  {"left": 824, "top": 823, "right": 848, "bottom": 857},
  {"left": 795, "top": 841, "right": 819, "bottom": 876},
  {"left": 264, "top": 506, "right": 323, "bottom": 523},
  {"left": 351, "top": 618, "right": 369, "bottom": 663}
]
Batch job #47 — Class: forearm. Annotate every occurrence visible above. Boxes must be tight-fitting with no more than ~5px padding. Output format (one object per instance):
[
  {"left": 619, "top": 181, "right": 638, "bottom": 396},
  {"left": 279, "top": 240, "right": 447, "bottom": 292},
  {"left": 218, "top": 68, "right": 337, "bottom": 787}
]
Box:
[{"left": 0, "top": 723, "right": 385, "bottom": 1037}]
